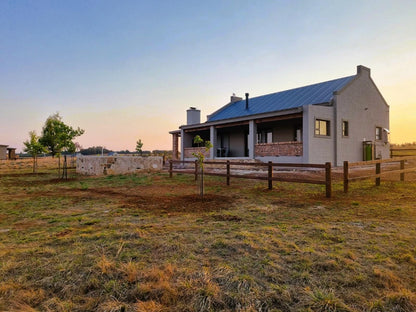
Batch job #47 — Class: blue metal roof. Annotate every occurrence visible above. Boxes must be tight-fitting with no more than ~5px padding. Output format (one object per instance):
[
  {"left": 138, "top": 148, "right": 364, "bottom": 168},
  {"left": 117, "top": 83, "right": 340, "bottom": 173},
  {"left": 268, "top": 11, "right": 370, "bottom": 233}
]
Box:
[{"left": 207, "top": 75, "right": 356, "bottom": 122}]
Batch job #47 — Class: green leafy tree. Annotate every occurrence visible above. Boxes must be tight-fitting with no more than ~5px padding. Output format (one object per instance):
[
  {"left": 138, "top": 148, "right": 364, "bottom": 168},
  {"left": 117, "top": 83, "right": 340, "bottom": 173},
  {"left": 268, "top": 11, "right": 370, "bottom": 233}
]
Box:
[
  {"left": 136, "top": 139, "right": 143, "bottom": 156},
  {"left": 39, "top": 113, "right": 84, "bottom": 175},
  {"left": 23, "top": 131, "right": 47, "bottom": 173},
  {"left": 192, "top": 135, "right": 213, "bottom": 198}
]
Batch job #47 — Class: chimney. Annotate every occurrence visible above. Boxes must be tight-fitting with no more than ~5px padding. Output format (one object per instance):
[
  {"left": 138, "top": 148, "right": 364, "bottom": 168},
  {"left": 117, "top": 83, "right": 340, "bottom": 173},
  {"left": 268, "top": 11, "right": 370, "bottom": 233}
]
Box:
[
  {"left": 187, "top": 107, "right": 201, "bottom": 125},
  {"left": 245, "top": 93, "right": 249, "bottom": 110},
  {"left": 357, "top": 65, "right": 371, "bottom": 76},
  {"left": 230, "top": 93, "right": 242, "bottom": 103}
]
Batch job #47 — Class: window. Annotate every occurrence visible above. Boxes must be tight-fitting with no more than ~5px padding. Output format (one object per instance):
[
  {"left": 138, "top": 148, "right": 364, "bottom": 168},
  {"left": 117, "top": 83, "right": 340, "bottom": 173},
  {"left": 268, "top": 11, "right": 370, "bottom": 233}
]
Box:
[
  {"left": 315, "top": 119, "right": 330, "bottom": 136},
  {"left": 342, "top": 121, "right": 349, "bottom": 137},
  {"left": 375, "top": 127, "right": 382, "bottom": 140}
]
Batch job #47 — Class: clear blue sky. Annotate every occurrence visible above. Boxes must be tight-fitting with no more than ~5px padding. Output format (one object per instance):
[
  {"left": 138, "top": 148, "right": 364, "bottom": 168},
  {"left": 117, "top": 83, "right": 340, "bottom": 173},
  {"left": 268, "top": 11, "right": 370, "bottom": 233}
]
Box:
[{"left": 1, "top": 0, "right": 415, "bottom": 152}]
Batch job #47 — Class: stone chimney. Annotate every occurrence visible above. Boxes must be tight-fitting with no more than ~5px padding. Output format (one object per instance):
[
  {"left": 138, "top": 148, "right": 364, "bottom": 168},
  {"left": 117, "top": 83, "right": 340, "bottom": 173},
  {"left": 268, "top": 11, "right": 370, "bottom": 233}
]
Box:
[{"left": 187, "top": 107, "right": 201, "bottom": 125}]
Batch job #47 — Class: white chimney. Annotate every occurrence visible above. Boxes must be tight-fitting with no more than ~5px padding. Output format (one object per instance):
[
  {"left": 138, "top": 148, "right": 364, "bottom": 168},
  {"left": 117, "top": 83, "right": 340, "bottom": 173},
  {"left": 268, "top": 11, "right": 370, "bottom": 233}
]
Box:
[
  {"left": 187, "top": 107, "right": 201, "bottom": 125},
  {"left": 230, "top": 94, "right": 242, "bottom": 103}
]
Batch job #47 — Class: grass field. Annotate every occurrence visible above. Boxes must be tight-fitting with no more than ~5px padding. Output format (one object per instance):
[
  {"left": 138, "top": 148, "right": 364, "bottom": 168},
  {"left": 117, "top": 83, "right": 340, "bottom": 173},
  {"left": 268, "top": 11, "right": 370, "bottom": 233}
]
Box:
[
  {"left": 1, "top": 158, "right": 416, "bottom": 311},
  {"left": 390, "top": 149, "right": 416, "bottom": 157}
]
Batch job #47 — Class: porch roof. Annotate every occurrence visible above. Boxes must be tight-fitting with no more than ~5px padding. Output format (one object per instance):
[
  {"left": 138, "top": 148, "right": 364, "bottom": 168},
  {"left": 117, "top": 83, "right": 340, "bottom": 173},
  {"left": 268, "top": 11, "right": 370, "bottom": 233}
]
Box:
[{"left": 207, "top": 75, "right": 355, "bottom": 122}]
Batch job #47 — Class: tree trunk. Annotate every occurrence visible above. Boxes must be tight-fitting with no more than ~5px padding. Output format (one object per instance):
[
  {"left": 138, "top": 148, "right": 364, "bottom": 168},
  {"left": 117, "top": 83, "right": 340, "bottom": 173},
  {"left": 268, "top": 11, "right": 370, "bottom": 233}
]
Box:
[
  {"left": 58, "top": 155, "right": 61, "bottom": 177},
  {"left": 200, "top": 166, "right": 204, "bottom": 199}
]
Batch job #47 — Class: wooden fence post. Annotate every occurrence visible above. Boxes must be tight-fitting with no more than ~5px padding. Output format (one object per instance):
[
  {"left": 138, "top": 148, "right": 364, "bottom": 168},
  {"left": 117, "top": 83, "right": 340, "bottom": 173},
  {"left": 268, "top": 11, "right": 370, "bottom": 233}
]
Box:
[
  {"left": 343, "top": 161, "right": 349, "bottom": 193},
  {"left": 268, "top": 161, "right": 273, "bottom": 190},
  {"left": 375, "top": 162, "right": 381, "bottom": 186},
  {"left": 62, "top": 155, "right": 68, "bottom": 180},
  {"left": 400, "top": 160, "right": 405, "bottom": 181},
  {"left": 194, "top": 160, "right": 198, "bottom": 181},
  {"left": 226, "top": 160, "right": 230, "bottom": 186},
  {"left": 169, "top": 161, "right": 173, "bottom": 178},
  {"left": 325, "top": 162, "right": 332, "bottom": 198}
]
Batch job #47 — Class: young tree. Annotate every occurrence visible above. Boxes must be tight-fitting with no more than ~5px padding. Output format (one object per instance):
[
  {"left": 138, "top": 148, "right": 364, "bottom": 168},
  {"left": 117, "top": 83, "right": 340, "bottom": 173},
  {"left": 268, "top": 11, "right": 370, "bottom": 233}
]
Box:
[
  {"left": 23, "top": 131, "right": 47, "bottom": 173},
  {"left": 192, "top": 135, "right": 213, "bottom": 198},
  {"left": 39, "top": 113, "right": 84, "bottom": 175},
  {"left": 136, "top": 139, "right": 143, "bottom": 156}
]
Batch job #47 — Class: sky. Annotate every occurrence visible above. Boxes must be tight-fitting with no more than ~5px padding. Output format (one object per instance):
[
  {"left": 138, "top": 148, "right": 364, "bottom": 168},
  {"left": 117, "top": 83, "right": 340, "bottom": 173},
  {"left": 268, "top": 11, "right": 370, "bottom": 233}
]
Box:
[{"left": 1, "top": 0, "right": 415, "bottom": 153}]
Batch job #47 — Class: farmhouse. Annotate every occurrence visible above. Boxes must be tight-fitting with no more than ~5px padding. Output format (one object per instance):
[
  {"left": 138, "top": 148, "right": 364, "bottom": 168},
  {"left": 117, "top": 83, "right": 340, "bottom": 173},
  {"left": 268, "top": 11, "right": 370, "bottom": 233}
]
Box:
[{"left": 170, "top": 65, "right": 390, "bottom": 166}]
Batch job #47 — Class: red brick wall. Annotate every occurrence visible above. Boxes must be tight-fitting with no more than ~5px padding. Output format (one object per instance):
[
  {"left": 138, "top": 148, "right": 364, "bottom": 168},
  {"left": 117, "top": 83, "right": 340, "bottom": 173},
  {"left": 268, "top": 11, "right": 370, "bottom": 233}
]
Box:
[
  {"left": 255, "top": 142, "right": 303, "bottom": 157},
  {"left": 184, "top": 147, "right": 210, "bottom": 158},
  {"left": 172, "top": 133, "right": 179, "bottom": 160}
]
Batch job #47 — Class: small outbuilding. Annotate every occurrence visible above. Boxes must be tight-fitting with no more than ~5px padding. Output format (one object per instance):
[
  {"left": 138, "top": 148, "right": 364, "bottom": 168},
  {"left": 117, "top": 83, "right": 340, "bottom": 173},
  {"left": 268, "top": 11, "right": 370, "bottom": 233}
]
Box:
[
  {"left": 0, "top": 145, "right": 17, "bottom": 160},
  {"left": 7, "top": 148, "right": 16, "bottom": 160},
  {"left": 0, "top": 145, "right": 8, "bottom": 160}
]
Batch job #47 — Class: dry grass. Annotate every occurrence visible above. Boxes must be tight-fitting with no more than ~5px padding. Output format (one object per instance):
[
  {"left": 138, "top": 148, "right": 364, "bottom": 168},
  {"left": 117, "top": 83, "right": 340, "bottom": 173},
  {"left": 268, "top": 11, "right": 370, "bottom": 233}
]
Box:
[
  {"left": 0, "top": 156, "right": 63, "bottom": 173},
  {"left": 1, "top": 159, "right": 416, "bottom": 311}
]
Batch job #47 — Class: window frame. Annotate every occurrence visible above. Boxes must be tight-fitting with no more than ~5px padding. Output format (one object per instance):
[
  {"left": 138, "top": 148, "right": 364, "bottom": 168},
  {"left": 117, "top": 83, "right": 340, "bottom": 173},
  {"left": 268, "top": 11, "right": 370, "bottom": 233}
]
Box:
[
  {"left": 314, "top": 119, "right": 330, "bottom": 137},
  {"left": 342, "top": 120, "right": 349, "bottom": 137},
  {"left": 375, "top": 126, "right": 382, "bottom": 141}
]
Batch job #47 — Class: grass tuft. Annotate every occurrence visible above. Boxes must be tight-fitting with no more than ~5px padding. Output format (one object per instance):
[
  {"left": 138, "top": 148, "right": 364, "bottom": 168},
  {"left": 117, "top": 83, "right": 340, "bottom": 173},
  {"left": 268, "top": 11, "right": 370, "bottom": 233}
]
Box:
[
  {"left": 97, "top": 254, "right": 116, "bottom": 275},
  {"left": 308, "top": 288, "right": 352, "bottom": 311},
  {"left": 135, "top": 300, "right": 165, "bottom": 312},
  {"left": 384, "top": 289, "right": 416, "bottom": 312}
]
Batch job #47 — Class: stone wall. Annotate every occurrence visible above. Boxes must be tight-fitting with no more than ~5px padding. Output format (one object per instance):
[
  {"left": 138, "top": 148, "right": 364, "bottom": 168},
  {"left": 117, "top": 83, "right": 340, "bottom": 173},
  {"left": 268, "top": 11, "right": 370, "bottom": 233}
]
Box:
[
  {"left": 255, "top": 142, "right": 303, "bottom": 157},
  {"left": 76, "top": 156, "right": 163, "bottom": 176},
  {"left": 0, "top": 145, "right": 7, "bottom": 160}
]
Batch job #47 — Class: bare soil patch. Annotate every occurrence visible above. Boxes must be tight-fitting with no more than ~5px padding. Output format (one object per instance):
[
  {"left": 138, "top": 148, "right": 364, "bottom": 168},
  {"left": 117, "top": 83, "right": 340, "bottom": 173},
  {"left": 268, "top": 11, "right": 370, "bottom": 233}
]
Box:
[{"left": 80, "top": 188, "right": 233, "bottom": 214}]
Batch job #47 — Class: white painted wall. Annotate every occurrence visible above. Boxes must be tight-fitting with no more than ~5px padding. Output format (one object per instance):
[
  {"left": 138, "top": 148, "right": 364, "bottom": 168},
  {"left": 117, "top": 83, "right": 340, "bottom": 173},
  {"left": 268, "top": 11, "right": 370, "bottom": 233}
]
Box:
[
  {"left": 303, "top": 104, "right": 335, "bottom": 164},
  {"left": 335, "top": 67, "right": 390, "bottom": 165}
]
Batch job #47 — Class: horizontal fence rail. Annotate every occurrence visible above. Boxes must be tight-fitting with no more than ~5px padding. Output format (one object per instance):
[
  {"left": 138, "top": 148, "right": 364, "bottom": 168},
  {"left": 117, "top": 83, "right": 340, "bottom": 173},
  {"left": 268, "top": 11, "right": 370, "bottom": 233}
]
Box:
[
  {"left": 169, "top": 160, "right": 332, "bottom": 198},
  {"left": 390, "top": 148, "right": 416, "bottom": 158},
  {"left": 343, "top": 156, "right": 416, "bottom": 193}
]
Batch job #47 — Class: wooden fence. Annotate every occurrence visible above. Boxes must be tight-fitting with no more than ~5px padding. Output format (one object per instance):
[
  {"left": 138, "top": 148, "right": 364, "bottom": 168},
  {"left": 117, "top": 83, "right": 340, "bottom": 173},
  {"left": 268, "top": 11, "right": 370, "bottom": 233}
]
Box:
[
  {"left": 390, "top": 148, "right": 416, "bottom": 158},
  {"left": 169, "top": 160, "right": 332, "bottom": 198},
  {"left": 343, "top": 156, "right": 416, "bottom": 192}
]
